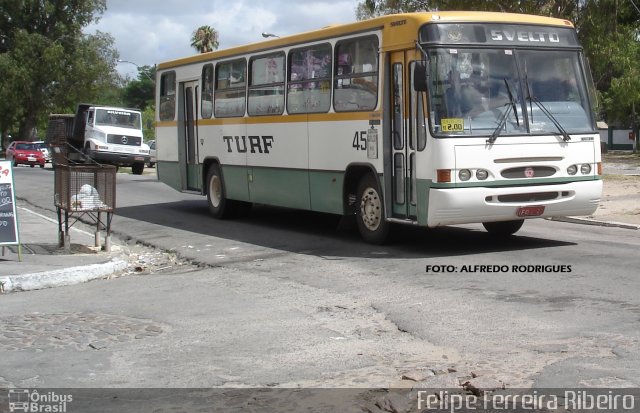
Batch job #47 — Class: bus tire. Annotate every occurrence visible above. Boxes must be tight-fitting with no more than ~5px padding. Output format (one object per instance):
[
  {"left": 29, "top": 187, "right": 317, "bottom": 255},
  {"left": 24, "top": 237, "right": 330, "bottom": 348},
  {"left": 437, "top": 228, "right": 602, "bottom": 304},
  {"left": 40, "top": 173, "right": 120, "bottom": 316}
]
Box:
[
  {"left": 356, "top": 174, "right": 390, "bottom": 244},
  {"left": 207, "top": 164, "right": 233, "bottom": 219},
  {"left": 132, "top": 162, "right": 144, "bottom": 175},
  {"left": 482, "top": 219, "right": 524, "bottom": 236}
]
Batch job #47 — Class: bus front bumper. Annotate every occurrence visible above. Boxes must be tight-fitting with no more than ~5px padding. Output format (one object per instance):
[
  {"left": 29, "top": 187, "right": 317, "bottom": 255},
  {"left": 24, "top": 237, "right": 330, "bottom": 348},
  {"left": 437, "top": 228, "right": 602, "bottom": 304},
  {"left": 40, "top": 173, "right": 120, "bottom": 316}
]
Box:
[{"left": 426, "top": 180, "right": 603, "bottom": 227}]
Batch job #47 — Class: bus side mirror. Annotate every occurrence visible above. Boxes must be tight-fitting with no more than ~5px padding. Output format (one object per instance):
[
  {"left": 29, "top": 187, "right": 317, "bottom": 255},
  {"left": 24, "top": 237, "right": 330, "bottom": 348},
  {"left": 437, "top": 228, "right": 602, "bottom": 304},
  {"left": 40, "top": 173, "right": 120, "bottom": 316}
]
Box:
[{"left": 414, "top": 62, "right": 428, "bottom": 92}]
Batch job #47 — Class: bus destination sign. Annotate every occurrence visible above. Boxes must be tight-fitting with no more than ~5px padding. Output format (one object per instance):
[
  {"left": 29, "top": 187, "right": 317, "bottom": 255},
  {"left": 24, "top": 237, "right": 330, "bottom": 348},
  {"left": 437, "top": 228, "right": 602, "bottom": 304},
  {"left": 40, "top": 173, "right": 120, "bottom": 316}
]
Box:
[{"left": 420, "top": 23, "right": 580, "bottom": 48}]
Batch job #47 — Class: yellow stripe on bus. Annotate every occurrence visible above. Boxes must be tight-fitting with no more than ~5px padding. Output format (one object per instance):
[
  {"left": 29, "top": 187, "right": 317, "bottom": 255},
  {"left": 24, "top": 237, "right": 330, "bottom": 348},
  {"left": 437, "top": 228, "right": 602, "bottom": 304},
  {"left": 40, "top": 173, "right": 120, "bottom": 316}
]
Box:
[{"left": 156, "top": 111, "right": 381, "bottom": 127}]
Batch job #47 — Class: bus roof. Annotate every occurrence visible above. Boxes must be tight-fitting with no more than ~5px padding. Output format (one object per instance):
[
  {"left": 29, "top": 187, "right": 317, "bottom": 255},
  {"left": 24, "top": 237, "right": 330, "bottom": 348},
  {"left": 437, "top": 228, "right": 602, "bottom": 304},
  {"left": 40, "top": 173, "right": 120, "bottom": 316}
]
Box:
[{"left": 158, "top": 11, "right": 574, "bottom": 70}]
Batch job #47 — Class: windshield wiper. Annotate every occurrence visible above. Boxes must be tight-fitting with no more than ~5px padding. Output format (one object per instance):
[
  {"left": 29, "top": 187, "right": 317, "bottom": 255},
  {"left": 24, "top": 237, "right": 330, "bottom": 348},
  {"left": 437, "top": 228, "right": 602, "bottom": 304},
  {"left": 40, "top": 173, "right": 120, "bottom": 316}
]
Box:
[
  {"left": 524, "top": 75, "right": 571, "bottom": 142},
  {"left": 527, "top": 96, "right": 572, "bottom": 142},
  {"left": 488, "top": 79, "right": 520, "bottom": 144}
]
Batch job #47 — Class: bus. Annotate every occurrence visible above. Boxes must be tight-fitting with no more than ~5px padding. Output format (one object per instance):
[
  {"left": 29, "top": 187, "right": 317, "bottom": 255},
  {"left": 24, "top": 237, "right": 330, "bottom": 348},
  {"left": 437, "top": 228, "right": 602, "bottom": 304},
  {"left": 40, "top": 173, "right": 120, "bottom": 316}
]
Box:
[{"left": 154, "top": 11, "right": 602, "bottom": 244}]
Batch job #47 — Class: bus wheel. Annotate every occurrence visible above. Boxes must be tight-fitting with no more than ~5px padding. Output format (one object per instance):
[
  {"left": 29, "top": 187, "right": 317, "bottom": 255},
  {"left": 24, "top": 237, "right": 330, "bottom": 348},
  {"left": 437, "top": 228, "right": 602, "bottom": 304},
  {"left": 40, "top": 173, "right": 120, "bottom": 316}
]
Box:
[
  {"left": 132, "top": 162, "right": 144, "bottom": 175},
  {"left": 207, "top": 165, "right": 232, "bottom": 219},
  {"left": 482, "top": 220, "right": 524, "bottom": 236},
  {"left": 356, "top": 174, "right": 390, "bottom": 244}
]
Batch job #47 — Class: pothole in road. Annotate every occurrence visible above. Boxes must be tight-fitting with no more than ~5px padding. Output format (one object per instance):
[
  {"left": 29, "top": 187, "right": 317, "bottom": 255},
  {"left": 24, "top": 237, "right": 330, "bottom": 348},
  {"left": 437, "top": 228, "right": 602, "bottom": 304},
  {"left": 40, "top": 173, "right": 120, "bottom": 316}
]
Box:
[{"left": 114, "top": 242, "right": 203, "bottom": 278}]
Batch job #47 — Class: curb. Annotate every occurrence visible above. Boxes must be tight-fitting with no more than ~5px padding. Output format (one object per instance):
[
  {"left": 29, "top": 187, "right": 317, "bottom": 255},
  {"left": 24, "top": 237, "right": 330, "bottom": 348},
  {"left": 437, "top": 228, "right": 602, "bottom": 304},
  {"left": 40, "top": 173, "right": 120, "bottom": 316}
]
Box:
[
  {"left": 551, "top": 216, "right": 640, "bottom": 230},
  {"left": 0, "top": 258, "right": 129, "bottom": 293}
]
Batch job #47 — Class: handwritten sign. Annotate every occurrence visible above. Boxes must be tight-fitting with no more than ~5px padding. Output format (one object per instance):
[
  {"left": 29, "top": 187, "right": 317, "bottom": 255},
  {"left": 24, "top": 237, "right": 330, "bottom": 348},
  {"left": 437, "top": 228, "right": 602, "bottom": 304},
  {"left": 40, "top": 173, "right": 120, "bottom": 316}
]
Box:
[{"left": 0, "top": 160, "right": 19, "bottom": 245}]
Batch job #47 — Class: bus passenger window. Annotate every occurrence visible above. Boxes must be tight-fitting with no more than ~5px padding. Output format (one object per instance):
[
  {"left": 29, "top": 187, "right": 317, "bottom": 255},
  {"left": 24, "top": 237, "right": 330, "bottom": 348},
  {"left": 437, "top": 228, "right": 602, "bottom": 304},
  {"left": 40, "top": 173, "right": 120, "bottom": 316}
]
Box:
[
  {"left": 159, "top": 71, "right": 176, "bottom": 121},
  {"left": 201, "top": 64, "right": 214, "bottom": 119},
  {"left": 249, "top": 53, "right": 285, "bottom": 116},
  {"left": 215, "top": 59, "right": 246, "bottom": 118},
  {"left": 334, "top": 35, "right": 379, "bottom": 112},
  {"left": 287, "top": 44, "right": 332, "bottom": 114}
]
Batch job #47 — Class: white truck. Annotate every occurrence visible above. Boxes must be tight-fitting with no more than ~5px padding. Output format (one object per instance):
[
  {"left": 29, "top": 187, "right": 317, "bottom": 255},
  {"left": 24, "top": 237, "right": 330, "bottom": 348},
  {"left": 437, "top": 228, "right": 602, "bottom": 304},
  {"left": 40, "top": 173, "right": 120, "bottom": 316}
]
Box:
[{"left": 68, "top": 104, "right": 150, "bottom": 174}]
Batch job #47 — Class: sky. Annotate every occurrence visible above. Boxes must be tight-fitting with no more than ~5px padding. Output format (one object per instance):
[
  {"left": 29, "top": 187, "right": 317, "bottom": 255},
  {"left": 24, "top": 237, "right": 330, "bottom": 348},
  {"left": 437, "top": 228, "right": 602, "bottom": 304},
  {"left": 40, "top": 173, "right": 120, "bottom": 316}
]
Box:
[{"left": 86, "top": 0, "right": 361, "bottom": 79}]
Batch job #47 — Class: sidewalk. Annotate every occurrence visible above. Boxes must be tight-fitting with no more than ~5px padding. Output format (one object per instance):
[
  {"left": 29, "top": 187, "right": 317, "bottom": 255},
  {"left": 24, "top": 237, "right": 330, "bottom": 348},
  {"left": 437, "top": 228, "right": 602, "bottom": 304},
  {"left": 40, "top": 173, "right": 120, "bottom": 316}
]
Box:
[{"left": 0, "top": 202, "right": 128, "bottom": 293}]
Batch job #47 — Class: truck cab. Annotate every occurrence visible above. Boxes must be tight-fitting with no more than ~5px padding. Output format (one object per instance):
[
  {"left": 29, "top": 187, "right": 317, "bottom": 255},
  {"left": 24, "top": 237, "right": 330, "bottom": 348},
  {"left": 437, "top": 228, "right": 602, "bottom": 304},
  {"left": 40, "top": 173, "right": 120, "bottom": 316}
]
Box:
[{"left": 74, "top": 104, "right": 150, "bottom": 175}]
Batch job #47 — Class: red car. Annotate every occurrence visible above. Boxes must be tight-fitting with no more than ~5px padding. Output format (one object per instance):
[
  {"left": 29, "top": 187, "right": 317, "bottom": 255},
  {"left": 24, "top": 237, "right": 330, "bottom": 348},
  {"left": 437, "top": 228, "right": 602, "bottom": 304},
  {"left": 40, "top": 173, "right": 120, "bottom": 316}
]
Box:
[{"left": 6, "top": 141, "right": 46, "bottom": 168}]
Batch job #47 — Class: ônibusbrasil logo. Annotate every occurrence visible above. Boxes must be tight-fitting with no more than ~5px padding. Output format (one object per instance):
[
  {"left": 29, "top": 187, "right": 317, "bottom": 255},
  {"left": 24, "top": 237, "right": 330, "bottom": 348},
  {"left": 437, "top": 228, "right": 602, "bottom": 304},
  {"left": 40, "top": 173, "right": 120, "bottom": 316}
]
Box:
[{"left": 8, "top": 389, "right": 72, "bottom": 412}]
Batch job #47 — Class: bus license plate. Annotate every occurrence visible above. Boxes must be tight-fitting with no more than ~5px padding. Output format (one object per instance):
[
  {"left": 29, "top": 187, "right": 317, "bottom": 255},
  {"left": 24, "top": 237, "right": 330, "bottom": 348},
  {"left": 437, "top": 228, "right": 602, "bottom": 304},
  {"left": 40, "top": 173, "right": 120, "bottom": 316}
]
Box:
[{"left": 517, "top": 205, "right": 545, "bottom": 217}]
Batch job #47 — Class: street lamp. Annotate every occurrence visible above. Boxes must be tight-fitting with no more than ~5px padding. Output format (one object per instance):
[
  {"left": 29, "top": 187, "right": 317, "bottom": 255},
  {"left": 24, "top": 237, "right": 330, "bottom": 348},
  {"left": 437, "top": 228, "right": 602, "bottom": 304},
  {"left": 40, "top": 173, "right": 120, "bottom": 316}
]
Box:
[
  {"left": 261, "top": 32, "right": 280, "bottom": 39},
  {"left": 117, "top": 59, "right": 154, "bottom": 82}
]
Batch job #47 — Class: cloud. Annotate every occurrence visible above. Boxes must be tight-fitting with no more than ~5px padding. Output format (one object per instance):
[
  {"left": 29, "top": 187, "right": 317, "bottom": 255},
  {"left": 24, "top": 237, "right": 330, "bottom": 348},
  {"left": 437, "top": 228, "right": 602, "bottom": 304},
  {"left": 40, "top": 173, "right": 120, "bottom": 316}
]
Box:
[{"left": 86, "top": 0, "right": 358, "bottom": 79}]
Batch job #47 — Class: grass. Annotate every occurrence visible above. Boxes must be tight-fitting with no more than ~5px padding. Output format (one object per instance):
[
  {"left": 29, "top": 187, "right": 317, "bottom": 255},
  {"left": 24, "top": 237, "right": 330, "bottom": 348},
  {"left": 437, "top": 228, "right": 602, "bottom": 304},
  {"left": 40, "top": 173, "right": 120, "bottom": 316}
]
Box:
[{"left": 603, "top": 151, "right": 640, "bottom": 166}]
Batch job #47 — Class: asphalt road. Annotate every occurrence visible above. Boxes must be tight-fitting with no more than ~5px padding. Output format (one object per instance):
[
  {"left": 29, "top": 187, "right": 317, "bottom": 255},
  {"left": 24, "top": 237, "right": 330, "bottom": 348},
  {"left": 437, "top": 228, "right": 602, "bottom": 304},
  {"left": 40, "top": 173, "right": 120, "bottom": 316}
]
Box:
[{"left": 3, "top": 166, "right": 640, "bottom": 394}]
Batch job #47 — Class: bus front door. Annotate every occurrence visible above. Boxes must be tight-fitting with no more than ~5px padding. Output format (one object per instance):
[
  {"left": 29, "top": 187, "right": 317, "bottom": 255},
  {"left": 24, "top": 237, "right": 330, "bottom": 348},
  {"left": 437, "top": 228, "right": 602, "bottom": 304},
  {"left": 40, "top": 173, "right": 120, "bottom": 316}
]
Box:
[
  {"left": 178, "top": 81, "right": 200, "bottom": 191},
  {"left": 389, "top": 51, "right": 418, "bottom": 221}
]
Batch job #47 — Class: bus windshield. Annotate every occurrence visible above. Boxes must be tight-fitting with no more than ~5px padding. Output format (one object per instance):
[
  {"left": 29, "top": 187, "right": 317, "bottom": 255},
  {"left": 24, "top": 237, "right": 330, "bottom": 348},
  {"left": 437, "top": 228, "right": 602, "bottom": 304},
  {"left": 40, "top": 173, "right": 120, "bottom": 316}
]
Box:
[
  {"left": 427, "top": 48, "right": 594, "bottom": 137},
  {"left": 95, "top": 109, "right": 142, "bottom": 130}
]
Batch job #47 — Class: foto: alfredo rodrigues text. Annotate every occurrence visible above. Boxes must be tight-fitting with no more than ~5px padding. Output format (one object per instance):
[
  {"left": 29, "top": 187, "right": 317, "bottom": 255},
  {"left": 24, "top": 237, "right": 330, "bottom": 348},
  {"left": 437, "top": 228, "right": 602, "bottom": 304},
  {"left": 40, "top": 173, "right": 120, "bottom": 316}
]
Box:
[{"left": 425, "top": 264, "right": 572, "bottom": 274}]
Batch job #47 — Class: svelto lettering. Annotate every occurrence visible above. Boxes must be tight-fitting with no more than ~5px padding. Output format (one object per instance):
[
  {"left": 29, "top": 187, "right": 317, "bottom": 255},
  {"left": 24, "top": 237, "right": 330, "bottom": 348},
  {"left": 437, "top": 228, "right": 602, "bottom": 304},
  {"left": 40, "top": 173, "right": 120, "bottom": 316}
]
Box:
[{"left": 490, "top": 29, "right": 560, "bottom": 43}]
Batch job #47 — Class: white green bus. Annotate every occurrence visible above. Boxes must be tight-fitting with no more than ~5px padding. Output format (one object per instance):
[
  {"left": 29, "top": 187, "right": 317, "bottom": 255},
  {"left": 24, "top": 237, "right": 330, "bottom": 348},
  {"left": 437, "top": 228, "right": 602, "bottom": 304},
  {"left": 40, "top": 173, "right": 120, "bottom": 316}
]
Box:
[{"left": 155, "top": 12, "right": 602, "bottom": 244}]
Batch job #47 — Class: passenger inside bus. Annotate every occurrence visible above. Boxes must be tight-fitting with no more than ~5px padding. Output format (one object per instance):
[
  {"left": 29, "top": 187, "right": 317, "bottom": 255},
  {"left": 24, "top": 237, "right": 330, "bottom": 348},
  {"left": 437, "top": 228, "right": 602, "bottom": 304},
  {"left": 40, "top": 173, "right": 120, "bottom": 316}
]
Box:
[{"left": 444, "top": 70, "right": 479, "bottom": 117}]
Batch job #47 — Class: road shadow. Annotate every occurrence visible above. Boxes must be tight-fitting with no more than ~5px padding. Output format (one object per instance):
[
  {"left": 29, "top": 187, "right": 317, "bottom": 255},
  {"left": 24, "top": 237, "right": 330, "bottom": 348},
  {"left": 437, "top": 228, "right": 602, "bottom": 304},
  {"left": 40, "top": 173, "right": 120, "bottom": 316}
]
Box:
[{"left": 114, "top": 200, "right": 576, "bottom": 259}]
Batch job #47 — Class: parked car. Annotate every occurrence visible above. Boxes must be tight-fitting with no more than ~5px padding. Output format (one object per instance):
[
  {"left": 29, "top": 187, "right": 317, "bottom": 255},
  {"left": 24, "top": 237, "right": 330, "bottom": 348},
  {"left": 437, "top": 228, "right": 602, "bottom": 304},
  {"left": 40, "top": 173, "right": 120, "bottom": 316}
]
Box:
[
  {"left": 6, "top": 141, "right": 46, "bottom": 168},
  {"left": 33, "top": 141, "right": 52, "bottom": 163},
  {"left": 147, "top": 140, "right": 156, "bottom": 167}
]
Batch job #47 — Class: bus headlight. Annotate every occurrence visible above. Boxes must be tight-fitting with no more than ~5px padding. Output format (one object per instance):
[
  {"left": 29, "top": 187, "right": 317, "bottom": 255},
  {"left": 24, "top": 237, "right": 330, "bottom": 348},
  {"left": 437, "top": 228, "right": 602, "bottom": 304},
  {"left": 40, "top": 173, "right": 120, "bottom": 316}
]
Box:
[
  {"left": 476, "top": 169, "right": 489, "bottom": 180},
  {"left": 459, "top": 169, "right": 471, "bottom": 181},
  {"left": 567, "top": 165, "right": 578, "bottom": 175},
  {"left": 580, "top": 163, "right": 592, "bottom": 174}
]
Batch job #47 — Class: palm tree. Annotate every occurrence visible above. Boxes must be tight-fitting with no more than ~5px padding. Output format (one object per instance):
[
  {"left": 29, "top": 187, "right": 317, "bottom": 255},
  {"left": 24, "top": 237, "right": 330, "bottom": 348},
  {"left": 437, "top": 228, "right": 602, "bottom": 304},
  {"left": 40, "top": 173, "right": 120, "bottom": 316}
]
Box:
[{"left": 190, "top": 25, "right": 219, "bottom": 53}]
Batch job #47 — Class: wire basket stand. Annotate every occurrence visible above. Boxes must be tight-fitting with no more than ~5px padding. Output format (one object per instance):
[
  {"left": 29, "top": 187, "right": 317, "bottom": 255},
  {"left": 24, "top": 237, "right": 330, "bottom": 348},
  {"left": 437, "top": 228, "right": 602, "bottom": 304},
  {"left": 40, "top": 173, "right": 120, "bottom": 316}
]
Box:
[{"left": 47, "top": 116, "right": 117, "bottom": 252}]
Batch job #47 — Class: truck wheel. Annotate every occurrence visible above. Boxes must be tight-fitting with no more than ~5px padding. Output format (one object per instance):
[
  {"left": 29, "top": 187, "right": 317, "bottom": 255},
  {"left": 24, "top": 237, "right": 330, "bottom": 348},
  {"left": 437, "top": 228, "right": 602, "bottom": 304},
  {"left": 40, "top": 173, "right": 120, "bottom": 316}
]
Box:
[
  {"left": 356, "top": 174, "right": 390, "bottom": 244},
  {"left": 132, "top": 162, "right": 144, "bottom": 175},
  {"left": 482, "top": 220, "right": 524, "bottom": 236},
  {"left": 207, "top": 164, "right": 235, "bottom": 219}
]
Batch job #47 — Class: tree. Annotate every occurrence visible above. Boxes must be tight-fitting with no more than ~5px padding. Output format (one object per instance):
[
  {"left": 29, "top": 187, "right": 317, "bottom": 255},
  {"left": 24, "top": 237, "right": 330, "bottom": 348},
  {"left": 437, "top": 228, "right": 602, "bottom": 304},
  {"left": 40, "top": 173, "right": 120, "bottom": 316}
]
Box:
[
  {"left": 142, "top": 105, "right": 156, "bottom": 141},
  {"left": 0, "top": 0, "right": 117, "bottom": 147},
  {"left": 357, "top": 0, "right": 578, "bottom": 20},
  {"left": 190, "top": 25, "right": 219, "bottom": 53},
  {"left": 122, "top": 65, "right": 156, "bottom": 111},
  {"left": 578, "top": 0, "right": 640, "bottom": 127}
]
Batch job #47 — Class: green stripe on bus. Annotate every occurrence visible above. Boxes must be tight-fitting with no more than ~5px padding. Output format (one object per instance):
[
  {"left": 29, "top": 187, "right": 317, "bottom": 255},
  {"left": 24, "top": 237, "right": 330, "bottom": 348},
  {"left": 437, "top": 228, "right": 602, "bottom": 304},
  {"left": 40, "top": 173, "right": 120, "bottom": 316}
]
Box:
[
  {"left": 430, "top": 176, "right": 601, "bottom": 189},
  {"left": 248, "top": 167, "right": 311, "bottom": 210},
  {"left": 221, "top": 164, "right": 250, "bottom": 201},
  {"left": 160, "top": 162, "right": 345, "bottom": 212},
  {"left": 309, "top": 171, "right": 344, "bottom": 214},
  {"left": 157, "top": 161, "right": 182, "bottom": 192}
]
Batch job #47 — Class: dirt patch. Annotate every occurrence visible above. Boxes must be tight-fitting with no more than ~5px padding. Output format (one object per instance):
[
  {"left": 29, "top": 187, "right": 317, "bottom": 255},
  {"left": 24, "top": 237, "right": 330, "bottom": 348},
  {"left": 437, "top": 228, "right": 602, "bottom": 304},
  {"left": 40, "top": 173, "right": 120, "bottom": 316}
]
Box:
[
  {"left": 588, "top": 152, "right": 640, "bottom": 226},
  {"left": 593, "top": 176, "right": 640, "bottom": 225}
]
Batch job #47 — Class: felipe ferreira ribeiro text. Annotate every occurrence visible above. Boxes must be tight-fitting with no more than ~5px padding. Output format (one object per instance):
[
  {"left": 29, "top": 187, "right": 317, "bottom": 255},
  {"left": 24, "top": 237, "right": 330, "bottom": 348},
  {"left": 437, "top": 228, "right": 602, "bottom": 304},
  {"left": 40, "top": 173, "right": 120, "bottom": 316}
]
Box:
[
  {"left": 418, "top": 390, "right": 635, "bottom": 412},
  {"left": 426, "top": 264, "right": 572, "bottom": 273}
]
